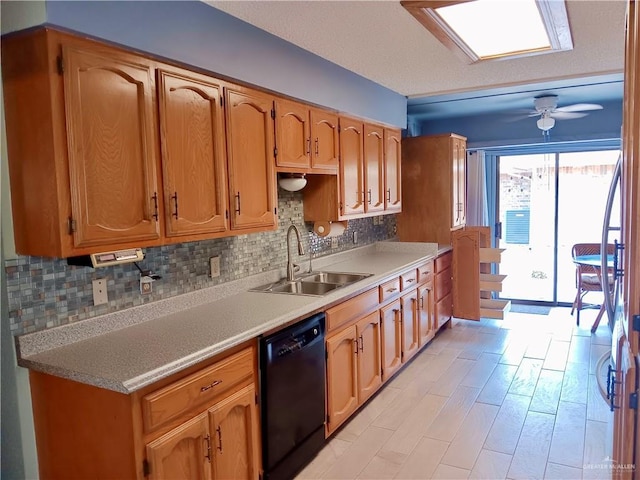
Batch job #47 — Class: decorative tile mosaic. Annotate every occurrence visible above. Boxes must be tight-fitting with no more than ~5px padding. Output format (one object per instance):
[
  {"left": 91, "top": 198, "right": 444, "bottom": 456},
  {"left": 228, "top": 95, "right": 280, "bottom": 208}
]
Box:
[{"left": 6, "top": 190, "right": 397, "bottom": 336}]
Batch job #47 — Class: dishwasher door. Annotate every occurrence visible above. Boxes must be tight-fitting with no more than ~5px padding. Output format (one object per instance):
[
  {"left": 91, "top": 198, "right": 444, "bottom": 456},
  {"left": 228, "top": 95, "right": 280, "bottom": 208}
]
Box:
[{"left": 260, "top": 313, "right": 326, "bottom": 480}]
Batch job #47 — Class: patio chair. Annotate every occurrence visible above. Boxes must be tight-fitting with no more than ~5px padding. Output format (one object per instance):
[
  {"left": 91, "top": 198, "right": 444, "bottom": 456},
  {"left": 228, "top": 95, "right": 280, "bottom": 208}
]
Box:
[{"left": 570, "top": 243, "right": 614, "bottom": 326}]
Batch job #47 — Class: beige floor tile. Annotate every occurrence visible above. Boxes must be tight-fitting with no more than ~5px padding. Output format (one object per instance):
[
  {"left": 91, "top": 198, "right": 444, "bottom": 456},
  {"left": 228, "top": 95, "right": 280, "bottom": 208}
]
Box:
[
  {"left": 484, "top": 393, "right": 531, "bottom": 455},
  {"left": 582, "top": 420, "right": 612, "bottom": 479},
  {"left": 499, "top": 334, "right": 528, "bottom": 366},
  {"left": 440, "top": 402, "right": 500, "bottom": 470},
  {"left": 411, "top": 347, "right": 462, "bottom": 384},
  {"left": 383, "top": 394, "right": 448, "bottom": 455},
  {"left": 529, "top": 369, "right": 564, "bottom": 415},
  {"left": 468, "top": 450, "right": 512, "bottom": 480},
  {"left": 508, "top": 358, "right": 543, "bottom": 397},
  {"left": 524, "top": 333, "right": 551, "bottom": 360},
  {"left": 590, "top": 343, "right": 611, "bottom": 375},
  {"left": 296, "top": 437, "right": 352, "bottom": 479},
  {"left": 431, "top": 464, "right": 471, "bottom": 479},
  {"left": 460, "top": 353, "right": 500, "bottom": 389},
  {"left": 323, "top": 425, "right": 394, "bottom": 479},
  {"left": 547, "top": 401, "right": 586, "bottom": 469},
  {"left": 481, "top": 329, "right": 511, "bottom": 355},
  {"left": 587, "top": 374, "right": 612, "bottom": 423},
  {"left": 560, "top": 362, "right": 589, "bottom": 404},
  {"left": 357, "top": 451, "right": 405, "bottom": 480},
  {"left": 476, "top": 363, "right": 518, "bottom": 406},
  {"left": 507, "top": 411, "right": 555, "bottom": 480},
  {"left": 393, "top": 437, "right": 449, "bottom": 479},
  {"left": 458, "top": 348, "right": 484, "bottom": 360},
  {"left": 430, "top": 358, "right": 476, "bottom": 397},
  {"left": 543, "top": 462, "right": 582, "bottom": 479},
  {"left": 567, "top": 335, "right": 591, "bottom": 364},
  {"left": 542, "top": 340, "right": 570, "bottom": 371},
  {"left": 423, "top": 385, "right": 480, "bottom": 442}
]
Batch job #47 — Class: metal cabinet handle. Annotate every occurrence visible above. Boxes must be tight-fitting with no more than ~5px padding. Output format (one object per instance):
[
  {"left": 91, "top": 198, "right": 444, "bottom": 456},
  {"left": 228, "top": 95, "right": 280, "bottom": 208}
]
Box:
[
  {"left": 353, "top": 339, "right": 359, "bottom": 355},
  {"left": 405, "top": 278, "right": 415, "bottom": 284},
  {"left": 171, "top": 192, "right": 179, "bottom": 219},
  {"left": 315, "top": 138, "right": 319, "bottom": 156},
  {"left": 420, "top": 297, "right": 425, "bottom": 309},
  {"left": 368, "top": 189, "right": 372, "bottom": 204},
  {"left": 307, "top": 138, "right": 311, "bottom": 155},
  {"left": 386, "top": 287, "right": 398, "bottom": 293},
  {"left": 152, "top": 193, "right": 159, "bottom": 221},
  {"left": 216, "top": 426, "right": 223, "bottom": 452},
  {"left": 234, "top": 192, "right": 241, "bottom": 215},
  {"left": 204, "top": 434, "right": 212, "bottom": 462},
  {"left": 386, "top": 188, "right": 391, "bottom": 203},
  {"left": 200, "top": 379, "right": 222, "bottom": 392},
  {"left": 358, "top": 335, "right": 364, "bottom": 352}
]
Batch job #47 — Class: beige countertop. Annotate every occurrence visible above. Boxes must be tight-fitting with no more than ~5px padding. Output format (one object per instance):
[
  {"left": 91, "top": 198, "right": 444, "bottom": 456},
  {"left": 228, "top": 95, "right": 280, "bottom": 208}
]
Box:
[{"left": 16, "top": 241, "right": 440, "bottom": 394}]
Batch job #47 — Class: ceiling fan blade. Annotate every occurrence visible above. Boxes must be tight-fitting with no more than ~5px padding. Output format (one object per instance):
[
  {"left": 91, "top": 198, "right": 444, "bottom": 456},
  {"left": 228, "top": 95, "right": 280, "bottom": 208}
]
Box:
[
  {"left": 555, "top": 103, "right": 603, "bottom": 113},
  {"left": 502, "top": 113, "right": 535, "bottom": 123},
  {"left": 550, "top": 111, "right": 588, "bottom": 120}
]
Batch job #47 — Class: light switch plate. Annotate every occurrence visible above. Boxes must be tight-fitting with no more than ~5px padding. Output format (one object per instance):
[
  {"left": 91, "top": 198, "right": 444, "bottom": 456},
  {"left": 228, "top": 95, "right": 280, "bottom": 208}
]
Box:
[
  {"left": 92, "top": 279, "right": 108, "bottom": 306},
  {"left": 210, "top": 256, "right": 220, "bottom": 278}
]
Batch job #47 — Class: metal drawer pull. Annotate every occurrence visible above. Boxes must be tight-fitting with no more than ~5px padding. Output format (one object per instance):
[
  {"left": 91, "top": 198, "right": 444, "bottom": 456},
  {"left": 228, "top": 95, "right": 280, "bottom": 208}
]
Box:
[
  {"left": 358, "top": 335, "right": 364, "bottom": 352},
  {"left": 354, "top": 339, "right": 359, "bottom": 355},
  {"left": 386, "top": 188, "right": 391, "bottom": 202},
  {"left": 200, "top": 379, "right": 222, "bottom": 392},
  {"left": 368, "top": 189, "right": 372, "bottom": 204},
  {"left": 307, "top": 138, "right": 311, "bottom": 155},
  {"left": 386, "top": 287, "right": 398, "bottom": 293},
  {"left": 405, "top": 278, "right": 415, "bottom": 284},
  {"left": 234, "top": 192, "right": 241, "bottom": 215},
  {"left": 171, "top": 192, "right": 179, "bottom": 219},
  {"left": 216, "top": 426, "right": 223, "bottom": 452},
  {"left": 204, "top": 434, "right": 212, "bottom": 462}
]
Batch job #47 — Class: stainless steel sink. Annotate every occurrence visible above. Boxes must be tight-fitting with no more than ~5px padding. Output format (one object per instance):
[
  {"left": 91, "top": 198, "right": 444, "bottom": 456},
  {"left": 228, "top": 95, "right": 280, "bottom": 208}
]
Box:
[{"left": 250, "top": 271, "right": 373, "bottom": 296}]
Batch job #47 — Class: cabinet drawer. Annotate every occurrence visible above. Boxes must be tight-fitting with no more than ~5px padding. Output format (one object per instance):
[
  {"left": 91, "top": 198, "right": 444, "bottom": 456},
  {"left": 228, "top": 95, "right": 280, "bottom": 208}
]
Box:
[
  {"left": 142, "top": 347, "right": 254, "bottom": 432},
  {"left": 326, "top": 288, "right": 379, "bottom": 332},
  {"left": 436, "top": 267, "right": 452, "bottom": 300},
  {"left": 379, "top": 277, "right": 401, "bottom": 303},
  {"left": 435, "top": 251, "right": 452, "bottom": 272},
  {"left": 417, "top": 261, "right": 434, "bottom": 285},
  {"left": 400, "top": 269, "right": 418, "bottom": 290}
]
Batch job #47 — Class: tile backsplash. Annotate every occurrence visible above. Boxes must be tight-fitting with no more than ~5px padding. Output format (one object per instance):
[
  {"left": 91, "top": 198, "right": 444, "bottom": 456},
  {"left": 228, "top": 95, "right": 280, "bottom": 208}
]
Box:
[{"left": 6, "top": 190, "right": 397, "bottom": 336}]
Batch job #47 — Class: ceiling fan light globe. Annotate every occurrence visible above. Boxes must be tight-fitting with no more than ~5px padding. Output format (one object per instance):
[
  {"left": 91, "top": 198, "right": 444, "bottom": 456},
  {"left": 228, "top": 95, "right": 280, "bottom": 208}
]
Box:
[{"left": 537, "top": 116, "right": 555, "bottom": 131}]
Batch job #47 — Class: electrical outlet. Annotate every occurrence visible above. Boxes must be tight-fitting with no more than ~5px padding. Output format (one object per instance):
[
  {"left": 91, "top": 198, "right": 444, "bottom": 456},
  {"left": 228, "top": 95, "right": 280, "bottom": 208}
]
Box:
[
  {"left": 92, "top": 279, "right": 108, "bottom": 306},
  {"left": 331, "top": 237, "right": 338, "bottom": 249},
  {"left": 210, "top": 256, "right": 220, "bottom": 278},
  {"left": 140, "top": 277, "right": 153, "bottom": 295}
]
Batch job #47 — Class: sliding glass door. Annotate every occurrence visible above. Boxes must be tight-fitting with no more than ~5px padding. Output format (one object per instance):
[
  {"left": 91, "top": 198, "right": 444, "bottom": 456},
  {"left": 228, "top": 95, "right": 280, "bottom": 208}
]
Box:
[{"left": 497, "top": 149, "right": 619, "bottom": 304}]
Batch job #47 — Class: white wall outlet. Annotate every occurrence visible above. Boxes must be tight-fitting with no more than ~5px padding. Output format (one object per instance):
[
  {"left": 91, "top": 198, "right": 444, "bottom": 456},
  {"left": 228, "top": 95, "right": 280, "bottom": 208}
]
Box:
[
  {"left": 331, "top": 237, "right": 338, "bottom": 249},
  {"left": 92, "top": 279, "right": 108, "bottom": 306},
  {"left": 210, "top": 256, "right": 220, "bottom": 278}
]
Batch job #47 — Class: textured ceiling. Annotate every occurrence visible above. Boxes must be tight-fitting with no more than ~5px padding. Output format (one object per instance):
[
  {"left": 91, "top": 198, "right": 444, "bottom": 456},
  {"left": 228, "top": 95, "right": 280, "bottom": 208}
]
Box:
[{"left": 207, "top": 0, "right": 627, "bottom": 100}]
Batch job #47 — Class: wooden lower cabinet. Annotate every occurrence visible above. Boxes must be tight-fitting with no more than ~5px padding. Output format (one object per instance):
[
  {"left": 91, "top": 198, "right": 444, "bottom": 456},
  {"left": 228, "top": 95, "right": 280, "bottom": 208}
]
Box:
[
  {"left": 435, "top": 251, "right": 453, "bottom": 329},
  {"left": 326, "top": 325, "right": 359, "bottom": 434},
  {"left": 418, "top": 282, "right": 435, "bottom": 346},
  {"left": 356, "top": 312, "right": 382, "bottom": 403},
  {"left": 400, "top": 289, "right": 420, "bottom": 362},
  {"left": 379, "top": 299, "right": 402, "bottom": 381}
]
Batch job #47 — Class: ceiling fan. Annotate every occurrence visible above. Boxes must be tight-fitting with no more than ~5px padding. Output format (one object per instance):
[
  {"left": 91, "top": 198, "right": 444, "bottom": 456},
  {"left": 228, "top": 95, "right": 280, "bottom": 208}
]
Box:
[{"left": 525, "top": 94, "right": 604, "bottom": 132}]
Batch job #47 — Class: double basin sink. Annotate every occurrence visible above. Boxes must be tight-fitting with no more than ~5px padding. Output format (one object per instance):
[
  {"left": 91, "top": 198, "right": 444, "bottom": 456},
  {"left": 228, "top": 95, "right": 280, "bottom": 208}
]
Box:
[{"left": 251, "top": 271, "right": 373, "bottom": 296}]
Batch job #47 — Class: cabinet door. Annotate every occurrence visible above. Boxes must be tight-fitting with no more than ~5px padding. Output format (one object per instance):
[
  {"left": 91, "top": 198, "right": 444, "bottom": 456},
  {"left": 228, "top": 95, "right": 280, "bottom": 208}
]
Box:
[
  {"left": 379, "top": 300, "right": 402, "bottom": 381},
  {"left": 158, "top": 69, "right": 228, "bottom": 237},
  {"left": 452, "top": 137, "right": 467, "bottom": 227},
  {"left": 310, "top": 109, "right": 339, "bottom": 171},
  {"left": 356, "top": 312, "right": 382, "bottom": 404},
  {"left": 418, "top": 283, "right": 434, "bottom": 346},
  {"left": 275, "top": 99, "right": 311, "bottom": 169},
  {"left": 364, "top": 124, "right": 385, "bottom": 213},
  {"left": 401, "top": 290, "right": 420, "bottom": 362},
  {"left": 339, "top": 117, "right": 365, "bottom": 216},
  {"left": 209, "top": 385, "right": 260, "bottom": 480},
  {"left": 225, "top": 87, "right": 277, "bottom": 230},
  {"left": 146, "top": 412, "right": 212, "bottom": 480},
  {"left": 435, "top": 294, "right": 452, "bottom": 330},
  {"left": 326, "top": 325, "right": 359, "bottom": 434},
  {"left": 384, "top": 129, "right": 402, "bottom": 213},
  {"left": 63, "top": 45, "right": 160, "bottom": 248}
]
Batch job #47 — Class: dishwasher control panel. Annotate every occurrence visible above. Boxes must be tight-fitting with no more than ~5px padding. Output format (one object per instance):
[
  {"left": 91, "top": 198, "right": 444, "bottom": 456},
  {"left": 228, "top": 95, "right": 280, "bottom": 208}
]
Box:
[{"left": 277, "top": 326, "right": 321, "bottom": 357}]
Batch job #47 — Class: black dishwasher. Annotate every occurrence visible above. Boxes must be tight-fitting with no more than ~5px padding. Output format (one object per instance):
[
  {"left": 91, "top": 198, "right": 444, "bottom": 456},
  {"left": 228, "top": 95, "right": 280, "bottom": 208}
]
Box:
[{"left": 259, "top": 313, "right": 326, "bottom": 480}]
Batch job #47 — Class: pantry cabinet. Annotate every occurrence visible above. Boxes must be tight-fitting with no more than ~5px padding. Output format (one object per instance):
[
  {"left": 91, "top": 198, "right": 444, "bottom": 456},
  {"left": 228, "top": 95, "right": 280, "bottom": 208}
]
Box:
[
  {"left": 2, "top": 28, "right": 164, "bottom": 257},
  {"left": 157, "top": 68, "right": 229, "bottom": 238},
  {"left": 225, "top": 86, "right": 278, "bottom": 232}
]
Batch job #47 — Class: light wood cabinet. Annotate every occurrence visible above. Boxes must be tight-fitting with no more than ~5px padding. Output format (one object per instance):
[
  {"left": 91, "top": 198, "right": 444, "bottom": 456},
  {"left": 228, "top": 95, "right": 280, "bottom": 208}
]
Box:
[
  {"left": 418, "top": 282, "right": 435, "bottom": 346},
  {"left": 274, "top": 99, "right": 340, "bottom": 174},
  {"left": 157, "top": 68, "right": 229, "bottom": 239},
  {"left": 340, "top": 117, "right": 366, "bottom": 216},
  {"left": 355, "top": 312, "right": 382, "bottom": 404},
  {"left": 2, "top": 28, "right": 163, "bottom": 257},
  {"left": 364, "top": 123, "right": 385, "bottom": 213},
  {"left": 397, "top": 133, "right": 468, "bottom": 245},
  {"left": 384, "top": 129, "right": 402, "bottom": 213},
  {"left": 28, "top": 344, "right": 259, "bottom": 479},
  {"left": 400, "top": 289, "right": 420, "bottom": 362},
  {"left": 225, "top": 86, "right": 278, "bottom": 232},
  {"left": 379, "top": 299, "right": 402, "bottom": 381},
  {"left": 434, "top": 251, "right": 453, "bottom": 330},
  {"left": 326, "top": 325, "right": 359, "bottom": 434}
]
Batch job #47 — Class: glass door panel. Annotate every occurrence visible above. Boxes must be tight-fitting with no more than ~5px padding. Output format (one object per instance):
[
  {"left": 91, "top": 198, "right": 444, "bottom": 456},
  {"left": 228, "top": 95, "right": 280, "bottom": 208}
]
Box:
[{"left": 498, "top": 154, "right": 556, "bottom": 301}]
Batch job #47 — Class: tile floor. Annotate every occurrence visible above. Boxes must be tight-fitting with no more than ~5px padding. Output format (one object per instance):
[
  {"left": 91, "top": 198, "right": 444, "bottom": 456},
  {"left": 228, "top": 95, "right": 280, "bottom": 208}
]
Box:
[{"left": 297, "top": 307, "right": 614, "bottom": 480}]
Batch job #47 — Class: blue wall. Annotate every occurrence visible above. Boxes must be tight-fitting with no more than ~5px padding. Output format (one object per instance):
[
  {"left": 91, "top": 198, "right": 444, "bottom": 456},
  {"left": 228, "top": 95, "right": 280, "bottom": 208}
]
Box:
[
  {"left": 414, "top": 99, "right": 622, "bottom": 149},
  {"left": 40, "top": 0, "right": 406, "bottom": 127}
]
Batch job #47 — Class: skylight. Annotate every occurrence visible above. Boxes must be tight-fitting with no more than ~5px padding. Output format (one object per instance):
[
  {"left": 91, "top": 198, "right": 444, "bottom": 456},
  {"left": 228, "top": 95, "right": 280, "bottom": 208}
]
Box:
[{"left": 401, "top": 0, "right": 574, "bottom": 63}]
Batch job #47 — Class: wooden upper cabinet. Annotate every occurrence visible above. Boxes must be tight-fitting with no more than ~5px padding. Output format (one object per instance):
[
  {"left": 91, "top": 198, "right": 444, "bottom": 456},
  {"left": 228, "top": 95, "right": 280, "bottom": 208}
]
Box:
[
  {"left": 274, "top": 98, "right": 311, "bottom": 170},
  {"left": 384, "top": 129, "right": 402, "bottom": 213},
  {"left": 157, "top": 68, "right": 229, "bottom": 238},
  {"left": 225, "top": 86, "right": 277, "bottom": 231},
  {"left": 146, "top": 412, "right": 211, "bottom": 480},
  {"left": 310, "top": 108, "right": 339, "bottom": 172},
  {"left": 339, "top": 117, "right": 366, "bottom": 216},
  {"left": 364, "top": 123, "right": 385, "bottom": 213}
]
